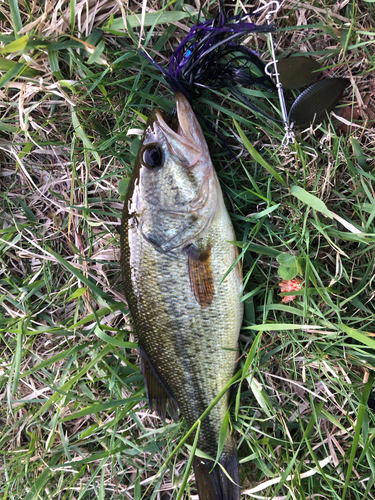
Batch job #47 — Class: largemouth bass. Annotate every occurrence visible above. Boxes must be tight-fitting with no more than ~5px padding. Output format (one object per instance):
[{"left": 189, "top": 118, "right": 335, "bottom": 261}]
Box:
[{"left": 120, "top": 93, "right": 243, "bottom": 500}]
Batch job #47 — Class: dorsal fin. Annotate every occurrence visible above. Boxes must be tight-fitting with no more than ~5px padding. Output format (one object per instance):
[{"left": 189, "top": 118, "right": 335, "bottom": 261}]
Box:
[
  {"left": 186, "top": 244, "right": 214, "bottom": 308},
  {"left": 139, "top": 345, "right": 179, "bottom": 421}
]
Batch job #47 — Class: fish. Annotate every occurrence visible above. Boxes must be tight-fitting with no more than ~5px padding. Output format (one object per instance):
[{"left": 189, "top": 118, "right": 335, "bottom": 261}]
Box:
[{"left": 120, "top": 92, "right": 244, "bottom": 500}]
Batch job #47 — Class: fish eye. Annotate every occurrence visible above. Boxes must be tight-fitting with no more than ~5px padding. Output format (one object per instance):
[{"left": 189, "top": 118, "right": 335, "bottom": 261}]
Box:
[{"left": 143, "top": 145, "right": 163, "bottom": 169}]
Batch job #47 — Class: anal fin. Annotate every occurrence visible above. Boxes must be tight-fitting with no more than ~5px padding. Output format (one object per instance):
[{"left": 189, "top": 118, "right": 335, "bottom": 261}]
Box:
[{"left": 139, "top": 345, "right": 179, "bottom": 421}]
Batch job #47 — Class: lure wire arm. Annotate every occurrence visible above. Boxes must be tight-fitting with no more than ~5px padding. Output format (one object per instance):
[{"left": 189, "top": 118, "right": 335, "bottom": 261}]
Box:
[{"left": 254, "top": 1, "right": 295, "bottom": 145}]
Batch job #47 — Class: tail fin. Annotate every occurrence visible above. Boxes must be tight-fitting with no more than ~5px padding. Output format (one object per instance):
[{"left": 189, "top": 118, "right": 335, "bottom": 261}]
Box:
[{"left": 193, "top": 452, "right": 240, "bottom": 500}]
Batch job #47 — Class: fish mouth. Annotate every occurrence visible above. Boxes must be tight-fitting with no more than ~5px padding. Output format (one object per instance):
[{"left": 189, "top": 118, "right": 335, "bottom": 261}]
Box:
[
  {"left": 151, "top": 93, "right": 205, "bottom": 158},
  {"left": 174, "top": 92, "right": 203, "bottom": 147}
]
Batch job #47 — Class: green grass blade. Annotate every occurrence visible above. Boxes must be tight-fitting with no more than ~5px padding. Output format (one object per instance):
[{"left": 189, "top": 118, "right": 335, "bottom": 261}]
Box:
[
  {"left": 0, "top": 34, "right": 29, "bottom": 53},
  {"left": 94, "top": 326, "right": 137, "bottom": 348},
  {"left": 24, "top": 453, "right": 62, "bottom": 500},
  {"left": 106, "top": 11, "right": 194, "bottom": 30},
  {"left": 244, "top": 324, "right": 323, "bottom": 332},
  {"left": 340, "top": 322, "right": 375, "bottom": 349},
  {"left": 0, "top": 62, "right": 25, "bottom": 88},
  {"left": 11, "top": 329, "right": 22, "bottom": 396},
  {"left": 290, "top": 185, "right": 332, "bottom": 217},
  {"left": 61, "top": 398, "right": 144, "bottom": 421},
  {"left": 71, "top": 108, "right": 101, "bottom": 166},
  {"left": 8, "top": 0, "right": 23, "bottom": 35},
  {"left": 45, "top": 246, "right": 114, "bottom": 302},
  {"left": 233, "top": 119, "right": 287, "bottom": 186},
  {"left": 342, "top": 371, "right": 375, "bottom": 499},
  {"left": 176, "top": 422, "right": 200, "bottom": 500}
]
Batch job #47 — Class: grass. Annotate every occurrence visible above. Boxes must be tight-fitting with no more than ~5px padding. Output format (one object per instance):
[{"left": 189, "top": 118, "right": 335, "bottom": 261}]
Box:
[{"left": 1, "top": 0, "right": 375, "bottom": 499}]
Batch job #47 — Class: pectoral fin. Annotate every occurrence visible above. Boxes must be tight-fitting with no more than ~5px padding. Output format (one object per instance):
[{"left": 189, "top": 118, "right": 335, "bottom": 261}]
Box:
[
  {"left": 139, "top": 345, "right": 179, "bottom": 421},
  {"left": 186, "top": 245, "right": 214, "bottom": 308}
]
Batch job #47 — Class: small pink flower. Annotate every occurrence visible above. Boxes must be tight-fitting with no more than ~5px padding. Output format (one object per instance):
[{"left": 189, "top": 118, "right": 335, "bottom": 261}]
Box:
[{"left": 279, "top": 278, "right": 303, "bottom": 303}]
